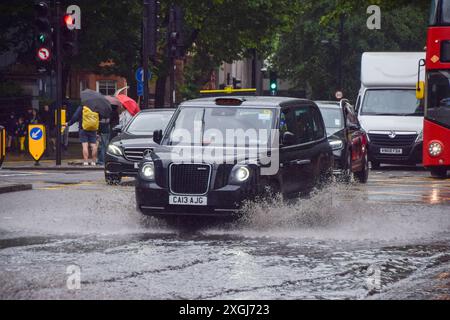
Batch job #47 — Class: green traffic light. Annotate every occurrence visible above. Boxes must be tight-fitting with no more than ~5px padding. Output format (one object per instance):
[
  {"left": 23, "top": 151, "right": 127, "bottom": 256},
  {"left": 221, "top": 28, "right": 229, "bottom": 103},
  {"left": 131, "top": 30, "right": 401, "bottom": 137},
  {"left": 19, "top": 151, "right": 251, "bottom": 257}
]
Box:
[
  {"left": 270, "top": 82, "right": 277, "bottom": 90},
  {"left": 39, "top": 34, "right": 46, "bottom": 43}
]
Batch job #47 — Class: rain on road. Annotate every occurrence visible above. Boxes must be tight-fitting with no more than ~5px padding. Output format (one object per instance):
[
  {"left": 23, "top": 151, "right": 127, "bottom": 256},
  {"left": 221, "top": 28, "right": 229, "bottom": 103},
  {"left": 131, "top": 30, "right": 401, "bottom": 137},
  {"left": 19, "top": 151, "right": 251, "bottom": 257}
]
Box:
[{"left": 0, "top": 168, "right": 449, "bottom": 300}]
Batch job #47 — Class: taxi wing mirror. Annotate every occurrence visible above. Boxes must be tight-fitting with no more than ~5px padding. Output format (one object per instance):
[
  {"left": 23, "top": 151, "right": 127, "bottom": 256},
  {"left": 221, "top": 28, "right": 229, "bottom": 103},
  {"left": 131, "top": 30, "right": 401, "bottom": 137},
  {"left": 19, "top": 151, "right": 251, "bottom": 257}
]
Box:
[
  {"left": 153, "top": 130, "right": 163, "bottom": 145},
  {"left": 113, "top": 125, "right": 122, "bottom": 134},
  {"left": 282, "top": 131, "right": 296, "bottom": 146}
]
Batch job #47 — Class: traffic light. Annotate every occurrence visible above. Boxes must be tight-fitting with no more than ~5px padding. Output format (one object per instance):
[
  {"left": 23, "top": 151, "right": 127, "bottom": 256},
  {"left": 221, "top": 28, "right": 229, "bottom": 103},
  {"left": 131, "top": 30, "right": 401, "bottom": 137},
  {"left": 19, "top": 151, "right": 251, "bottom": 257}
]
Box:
[
  {"left": 148, "top": 0, "right": 160, "bottom": 58},
  {"left": 62, "top": 12, "right": 78, "bottom": 56},
  {"left": 34, "top": 1, "right": 52, "bottom": 63},
  {"left": 168, "top": 5, "right": 184, "bottom": 59},
  {"left": 269, "top": 72, "right": 278, "bottom": 95}
]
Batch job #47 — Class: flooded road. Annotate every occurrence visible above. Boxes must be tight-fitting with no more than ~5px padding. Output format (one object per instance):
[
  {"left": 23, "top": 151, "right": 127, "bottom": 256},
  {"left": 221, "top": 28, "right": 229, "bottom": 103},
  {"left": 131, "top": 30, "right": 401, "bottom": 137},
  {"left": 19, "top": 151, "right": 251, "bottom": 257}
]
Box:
[{"left": 0, "top": 168, "right": 449, "bottom": 300}]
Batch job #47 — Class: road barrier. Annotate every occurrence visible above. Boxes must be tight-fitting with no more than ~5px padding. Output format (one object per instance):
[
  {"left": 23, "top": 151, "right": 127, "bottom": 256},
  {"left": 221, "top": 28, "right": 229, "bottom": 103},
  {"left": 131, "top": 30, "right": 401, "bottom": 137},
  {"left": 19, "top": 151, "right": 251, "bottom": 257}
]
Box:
[{"left": 0, "top": 125, "right": 5, "bottom": 168}]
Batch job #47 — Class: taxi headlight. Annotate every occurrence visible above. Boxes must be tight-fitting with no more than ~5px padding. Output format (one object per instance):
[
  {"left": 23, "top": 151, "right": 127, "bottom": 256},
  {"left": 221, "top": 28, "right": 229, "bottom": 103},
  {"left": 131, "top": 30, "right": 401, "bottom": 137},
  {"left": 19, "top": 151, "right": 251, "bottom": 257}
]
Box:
[
  {"left": 329, "top": 139, "right": 344, "bottom": 151},
  {"left": 235, "top": 166, "right": 250, "bottom": 182},
  {"left": 141, "top": 162, "right": 155, "bottom": 180},
  {"left": 107, "top": 144, "right": 123, "bottom": 156},
  {"left": 429, "top": 142, "right": 443, "bottom": 157}
]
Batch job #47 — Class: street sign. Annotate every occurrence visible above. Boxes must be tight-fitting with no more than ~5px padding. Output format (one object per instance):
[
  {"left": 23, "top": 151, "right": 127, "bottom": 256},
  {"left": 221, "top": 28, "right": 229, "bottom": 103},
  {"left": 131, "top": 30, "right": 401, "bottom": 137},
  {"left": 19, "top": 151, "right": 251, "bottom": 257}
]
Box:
[
  {"left": 135, "top": 67, "right": 152, "bottom": 83},
  {"left": 37, "top": 47, "right": 51, "bottom": 61},
  {"left": 335, "top": 91, "right": 344, "bottom": 100},
  {"left": 137, "top": 82, "right": 144, "bottom": 97},
  {"left": 28, "top": 125, "right": 46, "bottom": 162}
]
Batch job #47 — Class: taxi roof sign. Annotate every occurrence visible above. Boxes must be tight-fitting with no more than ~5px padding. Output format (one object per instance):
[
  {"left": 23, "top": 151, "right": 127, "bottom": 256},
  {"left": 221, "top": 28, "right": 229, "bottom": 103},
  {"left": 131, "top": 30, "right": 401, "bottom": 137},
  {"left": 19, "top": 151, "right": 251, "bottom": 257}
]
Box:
[
  {"left": 200, "top": 87, "right": 257, "bottom": 95},
  {"left": 215, "top": 98, "right": 245, "bottom": 106}
]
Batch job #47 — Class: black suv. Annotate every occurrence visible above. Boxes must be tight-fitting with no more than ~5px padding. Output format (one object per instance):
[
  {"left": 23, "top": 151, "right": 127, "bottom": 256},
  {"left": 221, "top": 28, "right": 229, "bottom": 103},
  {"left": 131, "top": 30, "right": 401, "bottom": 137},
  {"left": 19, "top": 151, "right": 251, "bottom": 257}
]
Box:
[
  {"left": 135, "top": 97, "right": 333, "bottom": 218},
  {"left": 105, "top": 109, "right": 175, "bottom": 184}
]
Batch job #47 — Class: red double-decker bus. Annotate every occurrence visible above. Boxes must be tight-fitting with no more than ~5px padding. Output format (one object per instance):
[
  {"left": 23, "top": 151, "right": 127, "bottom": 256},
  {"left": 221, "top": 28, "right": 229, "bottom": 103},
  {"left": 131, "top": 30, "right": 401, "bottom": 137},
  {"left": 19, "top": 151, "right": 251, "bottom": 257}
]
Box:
[{"left": 422, "top": 0, "right": 450, "bottom": 178}]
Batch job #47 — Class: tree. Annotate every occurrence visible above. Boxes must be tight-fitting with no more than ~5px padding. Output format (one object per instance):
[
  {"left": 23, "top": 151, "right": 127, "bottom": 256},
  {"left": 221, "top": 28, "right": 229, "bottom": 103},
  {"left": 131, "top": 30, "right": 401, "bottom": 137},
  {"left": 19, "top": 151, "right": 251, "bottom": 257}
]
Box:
[{"left": 273, "top": 1, "right": 429, "bottom": 101}]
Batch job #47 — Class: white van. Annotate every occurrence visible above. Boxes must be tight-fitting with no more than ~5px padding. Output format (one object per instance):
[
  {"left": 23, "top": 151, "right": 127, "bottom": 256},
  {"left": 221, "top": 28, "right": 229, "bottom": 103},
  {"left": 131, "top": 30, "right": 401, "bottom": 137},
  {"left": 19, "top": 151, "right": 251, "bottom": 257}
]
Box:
[{"left": 356, "top": 52, "right": 426, "bottom": 168}]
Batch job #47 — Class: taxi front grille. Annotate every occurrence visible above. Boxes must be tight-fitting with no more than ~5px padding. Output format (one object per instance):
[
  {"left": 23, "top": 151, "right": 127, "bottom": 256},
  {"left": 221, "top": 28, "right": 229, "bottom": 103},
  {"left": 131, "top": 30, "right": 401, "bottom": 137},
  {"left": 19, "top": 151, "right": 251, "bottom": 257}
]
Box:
[{"left": 169, "top": 164, "right": 211, "bottom": 195}]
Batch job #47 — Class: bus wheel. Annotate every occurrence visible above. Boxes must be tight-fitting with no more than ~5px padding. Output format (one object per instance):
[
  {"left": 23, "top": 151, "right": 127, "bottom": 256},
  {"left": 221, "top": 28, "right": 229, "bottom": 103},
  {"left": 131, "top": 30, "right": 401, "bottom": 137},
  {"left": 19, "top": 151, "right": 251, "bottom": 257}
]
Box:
[{"left": 430, "top": 167, "right": 448, "bottom": 179}]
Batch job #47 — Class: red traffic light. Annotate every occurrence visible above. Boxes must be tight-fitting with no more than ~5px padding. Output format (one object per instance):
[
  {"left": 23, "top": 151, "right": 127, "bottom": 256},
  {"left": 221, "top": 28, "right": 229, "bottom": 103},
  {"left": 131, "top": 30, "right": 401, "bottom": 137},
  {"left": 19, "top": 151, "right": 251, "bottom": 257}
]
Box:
[{"left": 64, "top": 14, "right": 74, "bottom": 28}]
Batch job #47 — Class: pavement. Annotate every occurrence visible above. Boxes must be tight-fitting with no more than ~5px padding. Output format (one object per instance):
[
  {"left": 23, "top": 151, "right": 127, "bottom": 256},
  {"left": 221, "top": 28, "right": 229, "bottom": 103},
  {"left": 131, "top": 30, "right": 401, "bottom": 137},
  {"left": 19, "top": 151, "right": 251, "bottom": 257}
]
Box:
[{"left": 0, "top": 167, "right": 449, "bottom": 299}]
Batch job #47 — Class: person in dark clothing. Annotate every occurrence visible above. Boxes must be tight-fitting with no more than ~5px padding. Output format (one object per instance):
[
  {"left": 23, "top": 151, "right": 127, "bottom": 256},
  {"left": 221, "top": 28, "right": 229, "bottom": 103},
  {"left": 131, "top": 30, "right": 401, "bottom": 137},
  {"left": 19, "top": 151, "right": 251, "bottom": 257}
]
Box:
[
  {"left": 15, "top": 117, "right": 27, "bottom": 153},
  {"left": 29, "top": 109, "right": 40, "bottom": 125},
  {"left": 97, "top": 118, "right": 111, "bottom": 166},
  {"left": 5, "top": 113, "right": 17, "bottom": 151}
]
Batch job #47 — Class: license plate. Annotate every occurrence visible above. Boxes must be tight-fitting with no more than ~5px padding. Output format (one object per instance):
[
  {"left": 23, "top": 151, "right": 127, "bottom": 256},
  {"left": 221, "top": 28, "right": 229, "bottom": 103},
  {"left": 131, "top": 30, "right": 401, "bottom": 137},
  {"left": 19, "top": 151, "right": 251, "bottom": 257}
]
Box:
[
  {"left": 134, "top": 163, "right": 139, "bottom": 169},
  {"left": 169, "top": 195, "right": 208, "bottom": 206},
  {"left": 380, "top": 148, "right": 403, "bottom": 155}
]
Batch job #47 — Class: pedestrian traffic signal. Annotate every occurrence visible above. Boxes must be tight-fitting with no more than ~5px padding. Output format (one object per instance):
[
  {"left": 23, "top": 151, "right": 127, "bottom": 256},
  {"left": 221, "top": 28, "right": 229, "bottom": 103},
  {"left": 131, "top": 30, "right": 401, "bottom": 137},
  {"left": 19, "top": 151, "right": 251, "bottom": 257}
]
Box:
[
  {"left": 34, "top": 1, "right": 53, "bottom": 63},
  {"left": 269, "top": 72, "right": 278, "bottom": 95},
  {"left": 62, "top": 13, "right": 78, "bottom": 56}
]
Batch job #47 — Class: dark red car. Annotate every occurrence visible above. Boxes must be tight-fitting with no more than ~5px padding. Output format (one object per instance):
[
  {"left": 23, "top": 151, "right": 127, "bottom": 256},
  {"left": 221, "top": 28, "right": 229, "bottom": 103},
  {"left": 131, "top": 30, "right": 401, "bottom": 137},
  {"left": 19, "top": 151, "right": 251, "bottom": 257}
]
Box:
[{"left": 317, "top": 100, "right": 370, "bottom": 183}]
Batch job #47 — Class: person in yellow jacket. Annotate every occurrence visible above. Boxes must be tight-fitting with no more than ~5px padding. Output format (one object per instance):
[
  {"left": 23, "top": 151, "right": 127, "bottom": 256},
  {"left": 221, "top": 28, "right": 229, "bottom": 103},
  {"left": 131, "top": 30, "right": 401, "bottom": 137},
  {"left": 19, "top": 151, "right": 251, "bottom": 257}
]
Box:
[{"left": 68, "top": 105, "right": 100, "bottom": 166}]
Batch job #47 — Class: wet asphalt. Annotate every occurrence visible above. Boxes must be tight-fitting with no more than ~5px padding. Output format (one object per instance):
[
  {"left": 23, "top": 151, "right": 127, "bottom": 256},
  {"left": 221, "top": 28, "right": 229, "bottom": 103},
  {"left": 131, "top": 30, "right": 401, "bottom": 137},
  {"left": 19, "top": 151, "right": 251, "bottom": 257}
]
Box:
[{"left": 0, "top": 167, "right": 449, "bottom": 300}]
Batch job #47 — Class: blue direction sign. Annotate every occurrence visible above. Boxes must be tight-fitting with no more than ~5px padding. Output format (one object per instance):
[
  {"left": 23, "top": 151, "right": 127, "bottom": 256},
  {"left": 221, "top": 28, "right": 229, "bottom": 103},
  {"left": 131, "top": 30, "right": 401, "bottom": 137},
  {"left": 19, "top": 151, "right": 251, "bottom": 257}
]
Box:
[
  {"left": 135, "top": 68, "right": 152, "bottom": 83},
  {"left": 30, "top": 127, "right": 43, "bottom": 141},
  {"left": 137, "top": 82, "right": 144, "bottom": 97}
]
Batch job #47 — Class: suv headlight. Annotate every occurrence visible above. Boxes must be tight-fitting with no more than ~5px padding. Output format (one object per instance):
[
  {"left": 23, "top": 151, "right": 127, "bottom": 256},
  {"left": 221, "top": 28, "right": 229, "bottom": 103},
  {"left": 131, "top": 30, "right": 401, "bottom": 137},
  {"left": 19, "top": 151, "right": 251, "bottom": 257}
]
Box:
[
  {"left": 329, "top": 139, "right": 344, "bottom": 151},
  {"left": 141, "top": 162, "right": 155, "bottom": 180},
  {"left": 429, "top": 142, "right": 443, "bottom": 157},
  {"left": 107, "top": 144, "right": 123, "bottom": 156}
]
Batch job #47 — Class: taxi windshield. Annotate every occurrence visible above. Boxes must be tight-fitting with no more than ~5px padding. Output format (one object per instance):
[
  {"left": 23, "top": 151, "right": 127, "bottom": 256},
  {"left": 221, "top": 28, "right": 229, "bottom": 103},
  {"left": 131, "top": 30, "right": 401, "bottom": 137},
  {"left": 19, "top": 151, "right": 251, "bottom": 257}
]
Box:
[{"left": 165, "top": 107, "right": 275, "bottom": 147}]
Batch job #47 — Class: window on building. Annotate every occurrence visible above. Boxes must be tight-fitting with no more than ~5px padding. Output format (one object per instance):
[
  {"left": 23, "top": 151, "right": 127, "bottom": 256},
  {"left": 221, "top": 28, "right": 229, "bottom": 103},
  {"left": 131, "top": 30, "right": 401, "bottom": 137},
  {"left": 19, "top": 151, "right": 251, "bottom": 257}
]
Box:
[
  {"left": 80, "top": 80, "right": 88, "bottom": 94},
  {"left": 97, "top": 80, "right": 117, "bottom": 96}
]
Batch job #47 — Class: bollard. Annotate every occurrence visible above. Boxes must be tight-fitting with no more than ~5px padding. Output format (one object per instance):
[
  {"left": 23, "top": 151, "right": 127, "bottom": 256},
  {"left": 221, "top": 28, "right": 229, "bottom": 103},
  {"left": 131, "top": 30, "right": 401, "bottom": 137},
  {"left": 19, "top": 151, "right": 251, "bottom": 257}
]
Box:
[
  {"left": 28, "top": 124, "right": 46, "bottom": 166},
  {"left": 0, "top": 126, "right": 5, "bottom": 168}
]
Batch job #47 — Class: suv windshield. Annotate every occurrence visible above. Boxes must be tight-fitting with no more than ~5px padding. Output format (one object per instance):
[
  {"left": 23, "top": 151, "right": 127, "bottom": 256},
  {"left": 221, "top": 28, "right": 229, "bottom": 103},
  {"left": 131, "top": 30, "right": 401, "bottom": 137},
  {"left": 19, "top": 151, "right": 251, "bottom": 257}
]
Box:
[
  {"left": 126, "top": 112, "right": 173, "bottom": 135},
  {"left": 165, "top": 107, "right": 275, "bottom": 147},
  {"left": 317, "top": 106, "right": 344, "bottom": 136},
  {"left": 361, "top": 89, "right": 424, "bottom": 116},
  {"left": 427, "top": 70, "right": 450, "bottom": 127}
]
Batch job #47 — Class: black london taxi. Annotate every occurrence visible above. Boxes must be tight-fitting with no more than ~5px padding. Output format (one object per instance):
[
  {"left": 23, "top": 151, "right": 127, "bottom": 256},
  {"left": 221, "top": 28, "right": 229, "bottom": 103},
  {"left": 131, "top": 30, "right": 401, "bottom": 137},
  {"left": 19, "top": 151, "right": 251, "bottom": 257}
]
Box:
[
  {"left": 105, "top": 109, "right": 175, "bottom": 184},
  {"left": 316, "top": 100, "right": 369, "bottom": 183},
  {"left": 135, "top": 97, "right": 333, "bottom": 218}
]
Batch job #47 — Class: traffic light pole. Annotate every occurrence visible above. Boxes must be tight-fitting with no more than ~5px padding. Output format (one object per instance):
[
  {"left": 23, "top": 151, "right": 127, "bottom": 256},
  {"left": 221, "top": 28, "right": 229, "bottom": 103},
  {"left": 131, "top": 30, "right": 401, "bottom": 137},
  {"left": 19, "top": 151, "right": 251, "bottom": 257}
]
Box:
[
  {"left": 169, "top": 5, "right": 176, "bottom": 109},
  {"left": 142, "top": 0, "right": 150, "bottom": 110},
  {"left": 55, "top": 1, "right": 63, "bottom": 166}
]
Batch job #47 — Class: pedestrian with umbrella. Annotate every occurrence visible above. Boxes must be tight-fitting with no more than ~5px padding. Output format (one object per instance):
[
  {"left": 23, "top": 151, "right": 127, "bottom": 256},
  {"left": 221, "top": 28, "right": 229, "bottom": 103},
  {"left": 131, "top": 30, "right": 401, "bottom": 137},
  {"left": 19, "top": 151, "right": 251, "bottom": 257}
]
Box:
[
  {"left": 116, "top": 95, "right": 140, "bottom": 128},
  {"left": 67, "top": 90, "right": 112, "bottom": 166}
]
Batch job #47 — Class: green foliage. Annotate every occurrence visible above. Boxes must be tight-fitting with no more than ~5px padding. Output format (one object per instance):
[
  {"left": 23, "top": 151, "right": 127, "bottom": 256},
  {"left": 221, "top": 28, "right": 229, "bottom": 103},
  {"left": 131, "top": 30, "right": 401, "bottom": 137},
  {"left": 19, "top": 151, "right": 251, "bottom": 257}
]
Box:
[
  {"left": 0, "top": 80, "right": 24, "bottom": 98},
  {"left": 273, "top": 2, "right": 429, "bottom": 101}
]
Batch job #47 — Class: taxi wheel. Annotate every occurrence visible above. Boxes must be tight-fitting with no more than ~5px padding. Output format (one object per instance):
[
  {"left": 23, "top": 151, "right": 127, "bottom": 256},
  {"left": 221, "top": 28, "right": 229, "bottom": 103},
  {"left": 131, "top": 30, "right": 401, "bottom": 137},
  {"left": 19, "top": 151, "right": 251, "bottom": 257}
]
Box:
[
  {"left": 106, "top": 174, "right": 121, "bottom": 185},
  {"left": 354, "top": 154, "right": 369, "bottom": 184}
]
